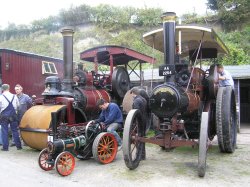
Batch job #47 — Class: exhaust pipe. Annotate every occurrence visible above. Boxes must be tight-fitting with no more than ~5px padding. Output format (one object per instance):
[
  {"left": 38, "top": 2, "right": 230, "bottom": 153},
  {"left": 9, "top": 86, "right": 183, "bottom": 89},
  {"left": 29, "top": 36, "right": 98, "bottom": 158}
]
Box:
[
  {"left": 161, "top": 12, "right": 176, "bottom": 83},
  {"left": 60, "top": 27, "right": 75, "bottom": 95}
]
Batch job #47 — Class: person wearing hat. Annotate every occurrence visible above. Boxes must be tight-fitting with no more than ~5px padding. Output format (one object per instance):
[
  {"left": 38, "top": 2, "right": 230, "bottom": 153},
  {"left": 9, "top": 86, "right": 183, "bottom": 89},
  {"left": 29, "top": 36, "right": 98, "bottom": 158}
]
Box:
[{"left": 0, "top": 84, "right": 22, "bottom": 151}]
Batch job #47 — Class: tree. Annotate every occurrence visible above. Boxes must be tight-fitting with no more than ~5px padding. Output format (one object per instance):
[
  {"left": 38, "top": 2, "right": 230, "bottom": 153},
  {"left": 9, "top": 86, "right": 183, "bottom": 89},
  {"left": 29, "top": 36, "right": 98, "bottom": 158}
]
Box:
[
  {"left": 59, "top": 4, "right": 92, "bottom": 26},
  {"left": 206, "top": 0, "right": 250, "bottom": 31},
  {"left": 207, "top": 0, "right": 218, "bottom": 10},
  {"left": 31, "top": 16, "right": 59, "bottom": 33},
  {"left": 219, "top": 42, "right": 249, "bottom": 65}
]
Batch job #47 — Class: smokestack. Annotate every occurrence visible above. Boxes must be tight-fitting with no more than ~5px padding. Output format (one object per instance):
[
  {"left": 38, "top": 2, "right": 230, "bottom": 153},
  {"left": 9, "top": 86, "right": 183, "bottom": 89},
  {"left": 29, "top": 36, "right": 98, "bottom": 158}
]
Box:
[
  {"left": 161, "top": 12, "right": 176, "bottom": 82},
  {"left": 60, "top": 27, "right": 74, "bottom": 93}
]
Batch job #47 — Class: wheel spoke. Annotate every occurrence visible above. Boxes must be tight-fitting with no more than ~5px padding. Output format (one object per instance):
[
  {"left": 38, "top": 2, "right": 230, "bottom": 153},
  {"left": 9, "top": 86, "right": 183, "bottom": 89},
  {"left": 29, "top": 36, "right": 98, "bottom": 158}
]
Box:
[{"left": 130, "top": 123, "right": 138, "bottom": 136}]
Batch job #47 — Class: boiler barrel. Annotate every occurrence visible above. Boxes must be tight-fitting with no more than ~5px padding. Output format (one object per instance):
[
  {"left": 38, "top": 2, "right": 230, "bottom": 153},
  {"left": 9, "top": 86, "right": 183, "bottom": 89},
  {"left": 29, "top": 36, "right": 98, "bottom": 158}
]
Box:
[{"left": 20, "top": 105, "right": 66, "bottom": 150}]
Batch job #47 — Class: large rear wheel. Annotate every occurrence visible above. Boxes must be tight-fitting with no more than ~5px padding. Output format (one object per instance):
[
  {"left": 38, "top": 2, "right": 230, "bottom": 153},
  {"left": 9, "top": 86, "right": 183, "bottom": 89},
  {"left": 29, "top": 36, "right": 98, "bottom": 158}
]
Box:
[
  {"left": 123, "top": 109, "right": 144, "bottom": 170},
  {"left": 198, "top": 112, "right": 209, "bottom": 177},
  {"left": 92, "top": 132, "right": 118, "bottom": 164},
  {"left": 216, "top": 86, "right": 237, "bottom": 153}
]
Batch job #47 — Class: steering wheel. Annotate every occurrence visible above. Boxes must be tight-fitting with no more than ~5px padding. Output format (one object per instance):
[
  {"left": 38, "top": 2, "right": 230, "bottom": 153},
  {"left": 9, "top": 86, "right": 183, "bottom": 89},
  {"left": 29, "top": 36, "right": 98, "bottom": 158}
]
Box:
[
  {"left": 85, "top": 120, "right": 94, "bottom": 139},
  {"left": 85, "top": 121, "right": 103, "bottom": 139}
]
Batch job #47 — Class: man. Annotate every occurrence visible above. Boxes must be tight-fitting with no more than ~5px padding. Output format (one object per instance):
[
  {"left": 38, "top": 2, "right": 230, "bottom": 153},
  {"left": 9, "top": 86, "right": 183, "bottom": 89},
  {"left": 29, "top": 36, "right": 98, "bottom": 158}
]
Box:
[
  {"left": 14, "top": 84, "right": 32, "bottom": 122},
  {"left": 130, "top": 87, "right": 147, "bottom": 116},
  {"left": 11, "top": 84, "right": 32, "bottom": 146},
  {"left": 130, "top": 87, "right": 147, "bottom": 160},
  {"left": 95, "top": 99, "right": 123, "bottom": 149},
  {"left": 0, "top": 84, "right": 22, "bottom": 151},
  {"left": 217, "top": 64, "right": 234, "bottom": 88}
]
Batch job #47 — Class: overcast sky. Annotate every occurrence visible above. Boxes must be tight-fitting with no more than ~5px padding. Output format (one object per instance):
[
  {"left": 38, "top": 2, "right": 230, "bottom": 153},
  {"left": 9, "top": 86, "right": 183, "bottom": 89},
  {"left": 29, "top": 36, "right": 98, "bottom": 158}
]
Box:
[{"left": 0, "top": 0, "right": 208, "bottom": 29}]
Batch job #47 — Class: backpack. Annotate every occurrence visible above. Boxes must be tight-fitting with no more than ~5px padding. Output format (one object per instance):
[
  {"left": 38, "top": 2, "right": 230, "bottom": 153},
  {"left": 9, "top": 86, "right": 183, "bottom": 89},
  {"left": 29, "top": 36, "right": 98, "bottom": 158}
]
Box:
[{"left": 0, "top": 95, "right": 18, "bottom": 122}]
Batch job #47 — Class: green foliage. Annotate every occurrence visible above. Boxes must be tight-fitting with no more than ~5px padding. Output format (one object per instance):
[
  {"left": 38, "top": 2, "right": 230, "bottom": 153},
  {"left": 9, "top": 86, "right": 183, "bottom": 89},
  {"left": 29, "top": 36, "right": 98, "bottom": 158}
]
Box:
[
  {"left": 207, "top": 0, "right": 218, "bottom": 10},
  {"left": 136, "top": 8, "right": 163, "bottom": 27},
  {"left": 181, "top": 13, "right": 208, "bottom": 25},
  {"left": 0, "top": 2, "right": 248, "bottom": 67},
  {"left": 59, "top": 4, "right": 92, "bottom": 26},
  {"left": 93, "top": 4, "right": 132, "bottom": 31},
  {"left": 0, "top": 23, "right": 31, "bottom": 41},
  {"left": 218, "top": 26, "right": 250, "bottom": 65},
  {"left": 206, "top": 0, "right": 250, "bottom": 31},
  {"left": 219, "top": 42, "right": 249, "bottom": 65},
  {"left": 31, "top": 16, "right": 60, "bottom": 33},
  {"left": 220, "top": 26, "right": 250, "bottom": 55}
]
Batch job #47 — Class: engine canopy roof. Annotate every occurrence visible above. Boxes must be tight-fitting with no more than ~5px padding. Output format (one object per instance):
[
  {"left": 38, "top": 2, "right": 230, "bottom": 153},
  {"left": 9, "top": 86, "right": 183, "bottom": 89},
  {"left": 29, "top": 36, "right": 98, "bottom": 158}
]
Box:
[{"left": 143, "top": 25, "right": 229, "bottom": 58}]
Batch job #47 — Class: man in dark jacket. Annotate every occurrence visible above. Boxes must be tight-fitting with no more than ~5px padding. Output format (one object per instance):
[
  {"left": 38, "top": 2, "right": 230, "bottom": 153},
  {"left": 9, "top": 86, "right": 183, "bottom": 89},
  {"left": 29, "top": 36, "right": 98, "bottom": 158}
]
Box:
[
  {"left": 95, "top": 99, "right": 123, "bottom": 148},
  {"left": 10, "top": 84, "right": 33, "bottom": 146}
]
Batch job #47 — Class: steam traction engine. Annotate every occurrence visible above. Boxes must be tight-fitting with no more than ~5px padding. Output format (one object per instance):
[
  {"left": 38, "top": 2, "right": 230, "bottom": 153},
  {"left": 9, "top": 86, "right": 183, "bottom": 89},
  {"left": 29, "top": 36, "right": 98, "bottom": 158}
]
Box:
[
  {"left": 122, "top": 12, "right": 237, "bottom": 177},
  {"left": 19, "top": 28, "right": 155, "bottom": 176}
]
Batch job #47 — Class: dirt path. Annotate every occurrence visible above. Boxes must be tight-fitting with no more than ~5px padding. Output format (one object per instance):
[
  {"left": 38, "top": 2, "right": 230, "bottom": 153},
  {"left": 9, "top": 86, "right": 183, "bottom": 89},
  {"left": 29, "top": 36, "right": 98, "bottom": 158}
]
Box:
[{"left": 0, "top": 129, "right": 249, "bottom": 187}]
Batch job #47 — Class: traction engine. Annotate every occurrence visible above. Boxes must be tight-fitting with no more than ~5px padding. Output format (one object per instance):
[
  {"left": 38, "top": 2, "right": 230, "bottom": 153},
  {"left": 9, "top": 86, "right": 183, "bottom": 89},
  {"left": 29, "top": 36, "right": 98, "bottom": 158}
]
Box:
[
  {"left": 19, "top": 28, "right": 130, "bottom": 176},
  {"left": 122, "top": 12, "right": 237, "bottom": 177},
  {"left": 39, "top": 121, "right": 118, "bottom": 176}
]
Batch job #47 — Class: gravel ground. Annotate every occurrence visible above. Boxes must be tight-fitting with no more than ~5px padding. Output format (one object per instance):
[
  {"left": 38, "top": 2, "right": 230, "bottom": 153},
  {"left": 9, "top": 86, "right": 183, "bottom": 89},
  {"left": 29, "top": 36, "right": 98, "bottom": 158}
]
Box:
[{"left": 0, "top": 126, "right": 249, "bottom": 187}]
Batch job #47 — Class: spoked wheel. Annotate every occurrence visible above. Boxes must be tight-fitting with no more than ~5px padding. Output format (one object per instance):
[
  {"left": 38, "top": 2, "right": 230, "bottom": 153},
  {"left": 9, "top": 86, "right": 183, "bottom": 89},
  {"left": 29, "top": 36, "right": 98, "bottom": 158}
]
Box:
[
  {"left": 92, "top": 132, "right": 118, "bottom": 164},
  {"left": 198, "top": 112, "right": 209, "bottom": 177},
  {"left": 38, "top": 148, "right": 54, "bottom": 171},
  {"left": 123, "top": 109, "right": 144, "bottom": 170},
  {"left": 216, "top": 86, "right": 237, "bottom": 153},
  {"left": 55, "top": 151, "right": 75, "bottom": 176}
]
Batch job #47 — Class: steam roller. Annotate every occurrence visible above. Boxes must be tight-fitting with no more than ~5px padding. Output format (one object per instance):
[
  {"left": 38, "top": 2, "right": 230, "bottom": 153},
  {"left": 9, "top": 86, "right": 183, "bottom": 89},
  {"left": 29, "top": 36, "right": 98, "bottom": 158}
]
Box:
[{"left": 20, "top": 105, "right": 66, "bottom": 150}]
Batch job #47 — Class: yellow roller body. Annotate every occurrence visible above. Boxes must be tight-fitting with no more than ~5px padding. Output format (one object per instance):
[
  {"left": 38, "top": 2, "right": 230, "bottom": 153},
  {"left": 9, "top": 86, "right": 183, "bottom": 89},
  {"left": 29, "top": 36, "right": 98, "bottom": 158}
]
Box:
[{"left": 20, "top": 105, "right": 66, "bottom": 150}]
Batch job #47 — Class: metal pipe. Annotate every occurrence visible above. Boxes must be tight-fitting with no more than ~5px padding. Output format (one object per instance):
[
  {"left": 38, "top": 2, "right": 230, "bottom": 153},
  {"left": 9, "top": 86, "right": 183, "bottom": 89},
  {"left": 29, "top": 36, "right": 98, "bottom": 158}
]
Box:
[
  {"left": 61, "top": 27, "right": 74, "bottom": 92},
  {"left": 178, "top": 18, "right": 182, "bottom": 55},
  {"left": 161, "top": 12, "right": 176, "bottom": 82}
]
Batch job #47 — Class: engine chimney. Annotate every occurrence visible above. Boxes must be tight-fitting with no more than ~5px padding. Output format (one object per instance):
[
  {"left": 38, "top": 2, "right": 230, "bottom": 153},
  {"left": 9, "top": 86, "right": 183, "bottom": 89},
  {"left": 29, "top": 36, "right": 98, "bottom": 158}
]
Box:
[
  {"left": 161, "top": 12, "right": 176, "bottom": 83},
  {"left": 60, "top": 27, "right": 74, "bottom": 95}
]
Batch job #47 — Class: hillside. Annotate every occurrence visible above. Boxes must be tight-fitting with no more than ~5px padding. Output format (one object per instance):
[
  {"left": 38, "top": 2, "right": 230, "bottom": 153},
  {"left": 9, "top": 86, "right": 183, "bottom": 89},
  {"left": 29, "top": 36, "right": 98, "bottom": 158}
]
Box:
[{"left": 0, "top": 3, "right": 249, "bottom": 66}]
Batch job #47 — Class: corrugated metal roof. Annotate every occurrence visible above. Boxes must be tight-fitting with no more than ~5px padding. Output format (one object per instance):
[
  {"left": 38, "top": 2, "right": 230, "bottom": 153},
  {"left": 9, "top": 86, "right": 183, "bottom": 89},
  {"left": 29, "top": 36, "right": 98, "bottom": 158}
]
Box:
[
  {"left": 224, "top": 65, "right": 250, "bottom": 79},
  {"left": 130, "top": 65, "right": 250, "bottom": 81}
]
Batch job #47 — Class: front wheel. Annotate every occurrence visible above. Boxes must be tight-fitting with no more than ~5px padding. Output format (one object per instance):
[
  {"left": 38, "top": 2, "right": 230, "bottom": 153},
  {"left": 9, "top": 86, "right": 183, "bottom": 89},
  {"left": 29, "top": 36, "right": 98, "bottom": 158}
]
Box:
[
  {"left": 38, "top": 148, "right": 54, "bottom": 171},
  {"left": 55, "top": 151, "right": 75, "bottom": 176},
  {"left": 198, "top": 112, "right": 209, "bottom": 177},
  {"left": 123, "top": 109, "right": 144, "bottom": 170}
]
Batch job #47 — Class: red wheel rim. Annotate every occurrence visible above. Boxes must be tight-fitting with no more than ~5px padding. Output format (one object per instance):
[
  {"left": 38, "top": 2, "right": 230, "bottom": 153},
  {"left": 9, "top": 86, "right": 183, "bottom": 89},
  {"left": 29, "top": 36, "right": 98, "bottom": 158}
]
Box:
[
  {"left": 56, "top": 152, "right": 75, "bottom": 176},
  {"left": 97, "top": 133, "right": 118, "bottom": 164},
  {"left": 38, "top": 148, "right": 54, "bottom": 171}
]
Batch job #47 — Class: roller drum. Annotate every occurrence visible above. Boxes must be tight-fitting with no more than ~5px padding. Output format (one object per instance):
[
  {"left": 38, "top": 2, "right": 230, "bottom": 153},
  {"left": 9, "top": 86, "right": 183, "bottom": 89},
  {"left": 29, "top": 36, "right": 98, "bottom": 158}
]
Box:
[{"left": 20, "top": 105, "right": 66, "bottom": 150}]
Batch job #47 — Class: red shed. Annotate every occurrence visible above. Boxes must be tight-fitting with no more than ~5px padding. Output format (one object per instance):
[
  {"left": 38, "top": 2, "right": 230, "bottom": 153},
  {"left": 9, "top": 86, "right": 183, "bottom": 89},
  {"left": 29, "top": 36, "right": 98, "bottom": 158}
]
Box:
[{"left": 0, "top": 48, "right": 63, "bottom": 97}]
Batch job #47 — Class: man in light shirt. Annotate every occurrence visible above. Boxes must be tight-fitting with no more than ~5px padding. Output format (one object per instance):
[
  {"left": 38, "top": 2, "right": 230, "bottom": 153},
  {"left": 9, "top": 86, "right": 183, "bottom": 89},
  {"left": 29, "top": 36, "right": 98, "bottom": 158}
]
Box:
[
  {"left": 217, "top": 64, "right": 234, "bottom": 88},
  {"left": 0, "top": 84, "right": 22, "bottom": 151}
]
